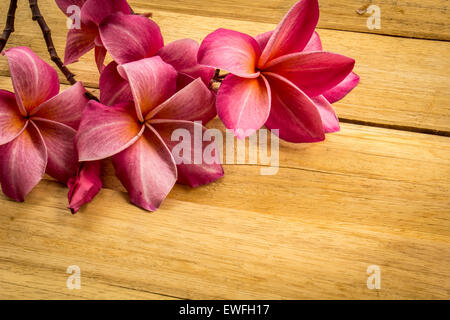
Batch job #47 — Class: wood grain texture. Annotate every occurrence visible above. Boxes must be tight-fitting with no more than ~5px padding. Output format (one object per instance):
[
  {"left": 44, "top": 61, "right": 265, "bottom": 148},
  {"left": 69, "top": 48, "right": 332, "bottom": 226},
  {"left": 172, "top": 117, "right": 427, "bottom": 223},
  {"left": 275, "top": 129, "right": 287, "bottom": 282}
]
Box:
[
  {"left": 0, "top": 0, "right": 449, "bottom": 300},
  {"left": 1, "top": 121, "right": 449, "bottom": 299},
  {"left": 130, "top": 0, "right": 450, "bottom": 41},
  {"left": 0, "top": 0, "right": 449, "bottom": 133}
]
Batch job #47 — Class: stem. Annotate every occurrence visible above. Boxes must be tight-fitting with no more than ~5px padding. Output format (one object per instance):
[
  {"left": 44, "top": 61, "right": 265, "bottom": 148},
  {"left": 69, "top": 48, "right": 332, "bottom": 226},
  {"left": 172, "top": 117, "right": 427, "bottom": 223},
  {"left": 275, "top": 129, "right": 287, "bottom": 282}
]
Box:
[
  {"left": 129, "top": 5, "right": 153, "bottom": 18},
  {"left": 28, "top": 0, "right": 99, "bottom": 101},
  {"left": 211, "top": 69, "right": 220, "bottom": 81},
  {"left": 29, "top": 0, "right": 75, "bottom": 84},
  {"left": 139, "top": 12, "right": 153, "bottom": 18},
  {"left": 209, "top": 69, "right": 227, "bottom": 89},
  {"left": 0, "top": 0, "right": 18, "bottom": 52}
]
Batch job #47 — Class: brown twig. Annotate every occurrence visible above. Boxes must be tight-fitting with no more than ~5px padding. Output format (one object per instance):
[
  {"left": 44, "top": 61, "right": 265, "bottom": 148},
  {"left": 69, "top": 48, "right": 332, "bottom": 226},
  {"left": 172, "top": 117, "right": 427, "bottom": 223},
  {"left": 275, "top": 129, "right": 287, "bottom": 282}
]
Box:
[
  {"left": 129, "top": 4, "right": 153, "bottom": 18},
  {"left": 209, "top": 69, "right": 227, "bottom": 87},
  {"left": 215, "top": 74, "right": 227, "bottom": 81},
  {"left": 28, "top": 0, "right": 99, "bottom": 101},
  {"left": 0, "top": 0, "right": 18, "bottom": 53},
  {"left": 139, "top": 12, "right": 153, "bottom": 18},
  {"left": 209, "top": 69, "right": 228, "bottom": 92}
]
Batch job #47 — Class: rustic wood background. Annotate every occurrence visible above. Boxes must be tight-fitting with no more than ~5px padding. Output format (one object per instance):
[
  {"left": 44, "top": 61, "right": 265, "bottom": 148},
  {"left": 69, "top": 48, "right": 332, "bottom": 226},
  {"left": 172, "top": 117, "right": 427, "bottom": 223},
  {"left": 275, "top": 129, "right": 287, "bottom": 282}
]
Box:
[{"left": 0, "top": 0, "right": 449, "bottom": 299}]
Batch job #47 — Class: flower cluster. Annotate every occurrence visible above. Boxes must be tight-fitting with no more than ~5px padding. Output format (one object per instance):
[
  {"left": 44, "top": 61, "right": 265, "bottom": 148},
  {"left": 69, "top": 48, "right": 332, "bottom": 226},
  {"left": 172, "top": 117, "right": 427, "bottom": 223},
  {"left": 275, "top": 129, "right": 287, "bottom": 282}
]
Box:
[{"left": 0, "top": 0, "right": 358, "bottom": 213}]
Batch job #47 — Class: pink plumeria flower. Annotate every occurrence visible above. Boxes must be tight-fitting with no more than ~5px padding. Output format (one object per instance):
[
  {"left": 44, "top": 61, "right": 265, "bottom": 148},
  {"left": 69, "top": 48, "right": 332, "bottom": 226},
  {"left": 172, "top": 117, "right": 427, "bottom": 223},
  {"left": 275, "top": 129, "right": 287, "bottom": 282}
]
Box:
[
  {"left": 69, "top": 11, "right": 220, "bottom": 212},
  {"left": 67, "top": 160, "right": 102, "bottom": 213},
  {"left": 255, "top": 30, "right": 360, "bottom": 106},
  {"left": 98, "top": 12, "right": 215, "bottom": 89},
  {"left": 68, "top": 17, "right": 219, "bottom": 213},
  {"left": 198, "top": 0, "right": 357, "bottom": 142},
  {"left": 75, "top": 57, "right": 223, "bottom": 211},
  {"left": 0, "top": 47, "right": 88, "bottom": 201},
  {"left": 91, "top": 33, "right": 218, "bottom": 213},
  {"left": 55, "top": 0, "right": 131, "bottom": 71}
]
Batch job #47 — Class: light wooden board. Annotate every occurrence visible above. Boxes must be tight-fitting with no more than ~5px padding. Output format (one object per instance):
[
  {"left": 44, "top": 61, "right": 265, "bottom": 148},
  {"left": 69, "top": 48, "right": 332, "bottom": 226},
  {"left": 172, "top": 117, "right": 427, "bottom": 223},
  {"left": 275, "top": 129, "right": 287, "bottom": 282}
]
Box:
[
  {"left": 130, "top": 0, "right": 450, "bottom": 40},
  {"left": 1, "top": 122, "right": 449, "bottom": 299},
  {"left": 0, "top": 1, "right": 449, "bottom": 133},
  {"left": 0, "top": 0, "right": 449, "bottom": 300}
]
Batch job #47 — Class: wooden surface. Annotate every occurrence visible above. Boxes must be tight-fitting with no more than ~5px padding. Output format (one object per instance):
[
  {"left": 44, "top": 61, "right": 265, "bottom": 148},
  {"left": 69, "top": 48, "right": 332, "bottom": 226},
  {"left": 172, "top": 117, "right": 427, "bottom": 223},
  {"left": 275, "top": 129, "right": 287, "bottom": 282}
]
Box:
[
  {"left": 135, "top": 0, "right": 450, "bottom": 40},
  {"left": 2, "top": 1, "right": 450, "bottom": 134},
  {"left": 0, "top": 0, "right": 449, "bottom": 299}
]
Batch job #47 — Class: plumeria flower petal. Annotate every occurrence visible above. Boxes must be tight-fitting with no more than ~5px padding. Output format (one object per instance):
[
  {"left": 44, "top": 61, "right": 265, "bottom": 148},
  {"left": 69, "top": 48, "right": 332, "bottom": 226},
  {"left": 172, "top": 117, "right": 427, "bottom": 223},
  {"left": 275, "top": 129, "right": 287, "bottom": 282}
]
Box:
[
  {"left": 64, "top": 22, "right": 97, "bottom": 66},
  {"left": 157, "top": 38, "right": 216, "bottom": 87},
  {"left": 31, "top": 81, "right": 89, "bottom": 130},
  {"left": 176, "top": 73, "right": 200, "bottom": 91},
  {"left": 55, "top": 0, "right": 87, "bottom": 15},
  {"left": 99, "top": 61, "right": 133, "bottom": 106},
  {"left": 112, "top": 126, "right": 178, "bottom": 211},
  {"left": 322, "top": 72, "right": 360, "bottom": 104},
  {"left": 303, "top": 32, "right": 360, "bottom": 104},
  {"left": 310, "top": 95, "right": 340, "bottom": 133},
  {"left": 303, "top": 31, "right": 323, "bottom": 52},
  {"left": 255, "top": 30, "right": 273, "bottom": 51},
  {"left": 99, "top": 13, "right": 214, "bottom": 87},
  {"left": 216, "top": 74, "right": 271, "bottom": 139},
  {"left": 264, "top": 73, "right": 325, "bottom": 143},
  {"left": 256, "top": 30, "right": 322, "bottom": 54},
  {"left": 67, "top": 161, "right": 102, "bottom": 214},
  {"left": 76, "top": 99, "right": 177, "bottom": 211},
  {"left": 76, "top": 101, "right": 145, "bottom": 162},
  {"left": 258, "top": 0, "right": 319, "bottom": 68},
  {"left": 148, "top": 78, "right": 223, "bottom": 186},
  {"left": 149, "top": 77, "right": 216, "bottom": 124},
  {"left": 257, "top": 29, "right": 359, "bottom": 105},
  {"left": 198, "top": 28, "right": 261, "bottom": 78},
  {"left": 150, "top": 120, "right": 224, "bottom": 187},
  {"left": 32, "top": 118, "right": 78, "bottom": 183},
  {"left": 77, "top": 57, "right": 223, "bottom": 211},
  {"left": 301, "top": 31, "right": 360, "bottom": 106},
  {"left": 0, "top": 47, "right": 89, "bottom": 201},
  {"left": 80, "top": 0, "right": 131, "bottom": 26},
  {"left": 3, "top": 47, "right": 59, "bottom": 116},
  {"left": 0, "top": 123, "right": 47, "bottom": 202},
  {"left": 95, "top": 45, "right": 107, "bottom": 72},
  {"left": 0, "top": 90, "right": 27, "bottom": 145},
  {"left": 99, "top": 13, "right": 164, "bottom": 65},
  {"left": 264, "top": 51, "right": 355, "bottom": 97},
  {"left": 118, "top": 56, "right": 177, "bottom": 121}
]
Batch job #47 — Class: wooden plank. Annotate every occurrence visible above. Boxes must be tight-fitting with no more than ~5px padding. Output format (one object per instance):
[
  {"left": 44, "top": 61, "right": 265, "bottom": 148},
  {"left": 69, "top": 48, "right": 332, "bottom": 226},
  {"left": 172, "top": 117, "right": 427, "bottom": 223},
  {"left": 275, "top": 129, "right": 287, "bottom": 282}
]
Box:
[
  {"left": 0, "top": 122, "right": 449, "bottom": 299},
  {"left": 100, "top": 119, "right": 450, "bottom": 239},
  {"left": 0, "top": 1, "right": 449, "bottom": 134},
  {"left": 129, "top": 0, "right": 450, "bottom": 41},
  {"left": 0, "top": 262, "right": 178, "bottom": 299},
  {"left": 0, "top": 0, "right": 449, "bottom": 300},
  {"left": 0, "top": 172, "right": 448, "bottom": 299}
]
